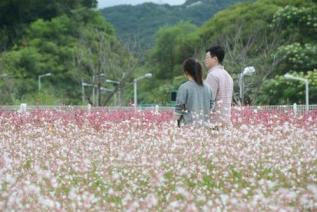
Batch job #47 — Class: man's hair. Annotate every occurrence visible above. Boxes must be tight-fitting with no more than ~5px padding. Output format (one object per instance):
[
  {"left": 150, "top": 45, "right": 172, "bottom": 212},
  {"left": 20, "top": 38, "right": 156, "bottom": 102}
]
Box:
[{"left": 206, "top": 46, "right": 225, "bottom": 64}]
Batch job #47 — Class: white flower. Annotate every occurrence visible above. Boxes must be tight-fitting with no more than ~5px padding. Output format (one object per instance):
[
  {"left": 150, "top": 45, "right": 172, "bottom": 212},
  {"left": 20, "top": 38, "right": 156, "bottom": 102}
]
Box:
[
  {"left": 307, "top": 184, "right": 317, "bottom": 197},
  {"left": 145, "top": 193, "right": 158, "bottom": 207},
  {"left": 170, "top": 201, "right": 180, "bottom": 208},
  {"left": 39, "top": 197, "right": 55, "bottom": 208},
  {"left": 220, "top": 194, "right": 229, "bottom": 205}
]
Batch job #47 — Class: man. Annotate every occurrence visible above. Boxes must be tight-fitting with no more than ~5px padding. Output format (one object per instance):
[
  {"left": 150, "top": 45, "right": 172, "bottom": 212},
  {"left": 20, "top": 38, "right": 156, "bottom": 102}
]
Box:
[{"left": 204, "top": 46, "right": 233, "bottom": 127}]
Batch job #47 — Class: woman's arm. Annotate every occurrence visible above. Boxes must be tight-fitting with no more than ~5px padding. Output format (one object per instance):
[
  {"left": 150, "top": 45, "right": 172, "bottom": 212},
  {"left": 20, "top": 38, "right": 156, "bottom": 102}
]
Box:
[{"left": 174, "top": 85, "right": 187, "bottom": 122}]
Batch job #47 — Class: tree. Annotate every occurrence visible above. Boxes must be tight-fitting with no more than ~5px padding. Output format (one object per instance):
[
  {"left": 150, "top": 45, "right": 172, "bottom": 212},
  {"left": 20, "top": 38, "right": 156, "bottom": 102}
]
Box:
[
  {"left": 136, "top": 22, "right": 200, "bottom": 104},
  {"left": 0, "top": 0, "right": 97, "bottom": 51},
  {"left": 150, "top": 22, "right": 198, "bottom": 81},
  {"left": 76, "top": 28, "right": 137, "bottom": 106}
]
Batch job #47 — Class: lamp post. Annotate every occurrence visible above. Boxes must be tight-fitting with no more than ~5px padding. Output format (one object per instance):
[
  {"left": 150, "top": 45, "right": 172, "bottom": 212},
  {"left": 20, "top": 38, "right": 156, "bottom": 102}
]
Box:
[
  {"left": 92, "top": 73, "right": 105, "bottom": 106},
  {"left": 81, "top": 81, "right": 93, "bottom": 104},
  {"left": 105, "top": 79, "right": 120, "bottom": 106},
  {"left": 133, "top": 73, "right": 152, "bottom": 107},
  {"left": 239, "top": 66, "right": 256, "bottom": 105},
  {"left": 284, "top": 73, "right": 309, "bottom": 111},
  {"left": 38, "top": 73, "right": 52, "bottom": 91}
]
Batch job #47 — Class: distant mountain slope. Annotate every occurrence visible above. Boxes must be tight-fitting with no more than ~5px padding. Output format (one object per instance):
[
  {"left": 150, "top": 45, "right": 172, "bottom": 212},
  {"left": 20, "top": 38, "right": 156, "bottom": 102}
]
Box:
[{"left": 101, "top": 0, "right": 253, "bottom": 51}]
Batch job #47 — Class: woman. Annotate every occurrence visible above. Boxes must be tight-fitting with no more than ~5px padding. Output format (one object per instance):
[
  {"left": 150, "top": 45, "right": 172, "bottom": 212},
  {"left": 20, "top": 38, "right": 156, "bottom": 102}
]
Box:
[{"left": 175, "top": 58, "right": 213, "bottom": 126}]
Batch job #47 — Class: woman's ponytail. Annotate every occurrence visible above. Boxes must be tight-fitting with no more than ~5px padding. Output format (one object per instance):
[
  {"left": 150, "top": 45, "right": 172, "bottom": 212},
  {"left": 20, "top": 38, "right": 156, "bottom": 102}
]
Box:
[{"left": 183, "top": 58, "right": 203, "bottom": 86}]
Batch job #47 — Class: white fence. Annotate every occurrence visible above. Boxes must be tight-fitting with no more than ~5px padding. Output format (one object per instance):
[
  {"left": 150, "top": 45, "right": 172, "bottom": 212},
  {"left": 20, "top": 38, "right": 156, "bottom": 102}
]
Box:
[
  {"left": 243, "top": 104, "right": 317, "bottom": 114},
  {"left": 0, "top": 104, "right": 317, "bottom": 114}
]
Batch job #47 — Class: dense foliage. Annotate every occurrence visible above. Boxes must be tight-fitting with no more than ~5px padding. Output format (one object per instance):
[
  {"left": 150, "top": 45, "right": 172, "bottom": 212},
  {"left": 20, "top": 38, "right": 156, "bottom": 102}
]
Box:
[
  {"left": 0, "top": 0, "right": 97, "bottom": 50},
  {"left": 0, "top": 0, "right": 136, "bottom": 105},
  {"left": 257, "top": 70, "right": 317, "bottom": 105}
]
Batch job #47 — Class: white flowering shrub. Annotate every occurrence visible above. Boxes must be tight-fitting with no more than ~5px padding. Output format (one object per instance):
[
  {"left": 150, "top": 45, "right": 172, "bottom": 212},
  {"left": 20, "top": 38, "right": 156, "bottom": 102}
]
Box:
[
  {"left": 275, "top": 43, "right": 317, "bottom": 72},
  {"left": 272, "top": 5, "right": 317, "bottom": 32}
]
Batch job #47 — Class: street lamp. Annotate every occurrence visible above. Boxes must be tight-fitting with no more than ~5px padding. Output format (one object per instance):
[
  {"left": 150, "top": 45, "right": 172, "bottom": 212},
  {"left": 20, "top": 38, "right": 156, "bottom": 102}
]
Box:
[
  {"left": 239, "top": 66, "right": 256, "bottom": 105},
  {"left": 105, "top": 79, "right": 121, "bottom": 106},
  {"left": 100, "top": 87, "right": 114, "bottom": 92},
  {"left": 105, "top": 79, "right": 120, "bottom": 84},
  {"left": 0, "top": 74, "right": 8, "bottom": 79},
  {"left": 82, "top": 81, "right": 113, "bottom": 105},
  {"left": 133, "top": 73, "right": 152, "bottom": 107},
  {"left": 38, "top": 72, "right": 52, "bottom": 91},
  {"left": 284, "top": 73, "right": 309, "bottom": 111}
]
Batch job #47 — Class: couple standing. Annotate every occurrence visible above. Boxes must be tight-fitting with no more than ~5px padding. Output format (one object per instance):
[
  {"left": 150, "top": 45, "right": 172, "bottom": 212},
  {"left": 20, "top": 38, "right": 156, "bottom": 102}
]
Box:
[{"left": 175, "top": 45, "right": 233, "bottom": 128}]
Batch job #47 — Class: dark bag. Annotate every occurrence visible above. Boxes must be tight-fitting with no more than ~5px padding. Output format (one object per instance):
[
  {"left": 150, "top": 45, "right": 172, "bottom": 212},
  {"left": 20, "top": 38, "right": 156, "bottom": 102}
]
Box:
[{"left": 177, "top": 104, "right": 187, "bottom": 127}]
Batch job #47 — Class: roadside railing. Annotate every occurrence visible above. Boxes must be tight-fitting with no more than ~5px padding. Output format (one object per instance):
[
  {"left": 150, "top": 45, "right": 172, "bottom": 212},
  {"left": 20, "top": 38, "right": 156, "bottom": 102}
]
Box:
[{"left": 0, "top": 104, "right": 316, "bottom": 114}]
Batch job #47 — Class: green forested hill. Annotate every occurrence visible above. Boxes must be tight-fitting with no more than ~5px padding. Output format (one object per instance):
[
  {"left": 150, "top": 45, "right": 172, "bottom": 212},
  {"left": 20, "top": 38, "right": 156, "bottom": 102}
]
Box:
[{"left": 101, "top": 0, "right": 254, "bottom": 51}]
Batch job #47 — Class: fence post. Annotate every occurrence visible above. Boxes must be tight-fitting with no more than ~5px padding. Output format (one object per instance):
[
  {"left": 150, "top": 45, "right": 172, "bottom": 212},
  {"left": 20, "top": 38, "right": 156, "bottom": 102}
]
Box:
[
  {"left": 155, "top": 105, "right": 159, "bottom": 114},
  {"left": 293, "top": 103, "right": 297, "bottom": 116},
  {"left": 19, "top": 103, "right": 27, "bottom": 113},
  {"left": 87, "top": 104, "right": 91, "bottom": 113}
]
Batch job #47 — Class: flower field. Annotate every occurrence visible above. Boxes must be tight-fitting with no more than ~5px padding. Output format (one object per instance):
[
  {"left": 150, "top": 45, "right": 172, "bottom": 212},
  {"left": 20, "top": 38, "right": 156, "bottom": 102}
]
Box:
[{"left": 0, "top": 108, "right": 316, "bottom": 211}]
